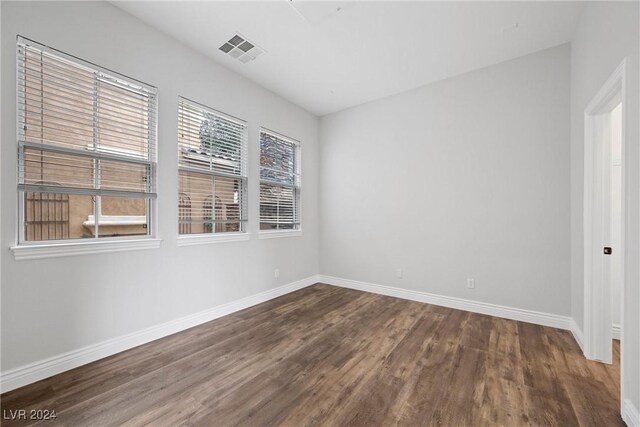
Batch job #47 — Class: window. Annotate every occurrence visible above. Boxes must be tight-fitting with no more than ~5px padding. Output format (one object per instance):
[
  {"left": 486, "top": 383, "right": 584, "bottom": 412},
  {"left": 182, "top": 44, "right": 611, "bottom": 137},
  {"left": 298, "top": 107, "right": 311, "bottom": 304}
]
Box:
[
  {"left": 259, "top": 129, "right": 301, "bottom": 231},
  {"left": 16, "top": 37, "right": 157, "bottom": 245},
  {"left": 177, "top": 98, "right": 247, "bottom": 235}
]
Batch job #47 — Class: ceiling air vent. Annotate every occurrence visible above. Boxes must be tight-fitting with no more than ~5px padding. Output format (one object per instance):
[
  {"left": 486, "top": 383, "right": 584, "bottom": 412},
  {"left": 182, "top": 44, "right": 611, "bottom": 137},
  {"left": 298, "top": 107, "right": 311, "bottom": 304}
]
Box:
[{"left": 219, "top": 34, "right": 264, "bottom": 64}]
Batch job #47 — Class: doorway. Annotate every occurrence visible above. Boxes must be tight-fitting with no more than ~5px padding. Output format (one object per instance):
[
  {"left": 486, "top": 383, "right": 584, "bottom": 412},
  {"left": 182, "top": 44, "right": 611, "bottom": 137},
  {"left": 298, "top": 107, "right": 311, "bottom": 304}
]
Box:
[
  {"left": 583, "top": 59, "right": 626, "bottom": 369},
  {"left": 609, "top": 103, "right": 622, "bottom": 344}
]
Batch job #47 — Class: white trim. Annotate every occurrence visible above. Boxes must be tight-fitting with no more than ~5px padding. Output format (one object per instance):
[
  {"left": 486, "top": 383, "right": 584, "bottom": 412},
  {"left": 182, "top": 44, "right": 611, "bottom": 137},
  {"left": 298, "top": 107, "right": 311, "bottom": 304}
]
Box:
[
  {"left": 258, "top": 230, "right": 302, "bottom": 240},
  {"left": 612, "top": 323, "right": 621, "bottom": 340},
  {"left": 623, "top": 399, "right": 640, "bottom": 427},
  {"left": 571, "top": 318, "right": 585, "bottom": 352},
  {"left": 320, "top": 275, "right": 572, "bottom": 330},
  {"left": 583, "top": 58, "right": 626, "bottom": 364},
  {"left": 177, "top": 232, "right": 250, "bottom": 246},
  {"left": 570, "top": 319, "right": 620, "bottom": 346},
  {"left": 584, "top": 61, "right": 625, "bottom": 114},
  {"left": 10, "top": 238, "right": 162, "bottom": 261},
  {"left": 0, "top": 275, "right": 319, "bottom": 393}
]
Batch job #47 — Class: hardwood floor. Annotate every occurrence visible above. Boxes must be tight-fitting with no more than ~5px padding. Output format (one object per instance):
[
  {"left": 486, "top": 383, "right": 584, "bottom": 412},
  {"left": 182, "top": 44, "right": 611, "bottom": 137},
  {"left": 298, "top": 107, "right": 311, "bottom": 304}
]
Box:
[{"left": 1, "top": 284, "right": 623, "bottom": 427}]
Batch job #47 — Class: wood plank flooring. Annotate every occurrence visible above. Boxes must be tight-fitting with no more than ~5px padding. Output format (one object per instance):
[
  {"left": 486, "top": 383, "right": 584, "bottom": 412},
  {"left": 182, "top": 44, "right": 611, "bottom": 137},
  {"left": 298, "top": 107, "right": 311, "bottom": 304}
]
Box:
[{"left": 0, "top": 284, "right": 623, "bottom": 426}]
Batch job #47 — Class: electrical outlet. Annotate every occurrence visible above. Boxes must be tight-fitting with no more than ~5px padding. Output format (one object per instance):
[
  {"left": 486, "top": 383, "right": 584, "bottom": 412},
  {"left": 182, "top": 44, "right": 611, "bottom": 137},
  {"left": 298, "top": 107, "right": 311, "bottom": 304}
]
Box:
[
  {"left": 396, "top": 269, "right": 403, "bottom": 279},
  {"left": 467, "top": 278, "right": 475, "bottom": 289},
  {"left": 274, "top": 268, "right": 280, "bottom": 278}
]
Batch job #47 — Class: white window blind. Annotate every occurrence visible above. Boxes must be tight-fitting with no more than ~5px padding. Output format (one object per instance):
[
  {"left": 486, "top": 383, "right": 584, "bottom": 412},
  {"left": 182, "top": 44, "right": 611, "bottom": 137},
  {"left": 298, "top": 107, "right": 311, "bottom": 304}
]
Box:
[
  {"left": 16, "top": 37, "right": 157, "bottom": 243},
  {"left": 178, "top": 97, "right": 248, "bottom": 234},
  {"left": 259, "top": 130, "right": 300, "bottom": 230}
]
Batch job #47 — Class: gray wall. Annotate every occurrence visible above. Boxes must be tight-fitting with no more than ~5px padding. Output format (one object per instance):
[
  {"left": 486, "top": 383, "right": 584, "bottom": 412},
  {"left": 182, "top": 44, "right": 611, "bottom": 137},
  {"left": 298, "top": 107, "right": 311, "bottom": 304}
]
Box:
[
  {"left": 320, "top": 45, "right": 571, "bottom": 316},
  {"left": 569, "top": 0, "right": 640, "bottom": 412},
  {"left": 0, "top": 1, "right": 320, "bottom": 371}
]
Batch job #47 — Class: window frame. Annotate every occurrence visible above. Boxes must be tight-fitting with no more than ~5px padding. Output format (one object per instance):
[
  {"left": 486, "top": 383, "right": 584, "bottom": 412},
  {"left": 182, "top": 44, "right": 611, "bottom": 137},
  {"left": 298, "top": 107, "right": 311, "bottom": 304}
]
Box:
[
  {"left": 176, "top": 96, "right": 249, "bottom": 246},
  {"left": 11, "top": 36, "right": 160, "bottom": 259},
  {"left": 258, "top": 128, "right": 302, "bottom": 238}
]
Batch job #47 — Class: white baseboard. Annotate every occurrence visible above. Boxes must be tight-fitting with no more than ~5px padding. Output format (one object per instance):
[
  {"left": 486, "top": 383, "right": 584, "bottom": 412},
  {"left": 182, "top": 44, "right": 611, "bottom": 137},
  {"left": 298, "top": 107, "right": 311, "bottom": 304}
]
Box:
[
  {"left": 570, "top": 319, "right": 585, "bottom": 352},
  {"left": 319, "top": 275, "right": 572, "bottom": 331},
  {"left": 613, "top": 323, "right": 621, "bottom": 340},
  {"left": 570, "top": 319, "right": 620, "bottom": 353},
  {"left": 0, "top": 275, "right": 319, "bottom": 393},
  {"left": 623, "top": 399, "right": 640, "bottom": 427}
]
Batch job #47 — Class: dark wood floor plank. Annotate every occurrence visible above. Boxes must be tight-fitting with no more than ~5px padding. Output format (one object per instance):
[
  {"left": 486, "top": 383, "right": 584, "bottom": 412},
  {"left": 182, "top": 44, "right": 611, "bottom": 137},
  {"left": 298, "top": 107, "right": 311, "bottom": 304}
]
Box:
[
  {"left": 518, "top": 322, "right": 571, "bottom": 400},
  {"left": 264, "top": 297, "right": 415, "bottom": 427},
  {"left": 1, "top": 284, "right": 341, "bottom": 417},
  {"left": 1, "top": 284, "right": 623, "bottom": 427},
  {"left": 560, "top": 373, "right": 623, "bottom": 427},
  {"left": 24, "top": 290, "right": 374, "bottom": 427},
  {"left": 196, "top": 294, "right": 400, "bottom": 426}
]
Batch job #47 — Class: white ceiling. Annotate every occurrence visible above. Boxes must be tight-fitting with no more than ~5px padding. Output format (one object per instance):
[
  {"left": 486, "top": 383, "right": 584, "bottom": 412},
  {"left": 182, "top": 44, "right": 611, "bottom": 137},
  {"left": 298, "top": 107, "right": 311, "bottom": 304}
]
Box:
[{"left": 113, "top": 1, "right": 585, "bottom": 116}]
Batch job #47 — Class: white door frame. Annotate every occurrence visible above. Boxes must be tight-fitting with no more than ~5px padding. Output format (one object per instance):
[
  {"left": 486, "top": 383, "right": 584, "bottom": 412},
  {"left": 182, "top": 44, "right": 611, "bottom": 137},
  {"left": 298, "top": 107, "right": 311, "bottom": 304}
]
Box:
[{"left": 583, "top": 58, "right": 626, "bottom": 366}]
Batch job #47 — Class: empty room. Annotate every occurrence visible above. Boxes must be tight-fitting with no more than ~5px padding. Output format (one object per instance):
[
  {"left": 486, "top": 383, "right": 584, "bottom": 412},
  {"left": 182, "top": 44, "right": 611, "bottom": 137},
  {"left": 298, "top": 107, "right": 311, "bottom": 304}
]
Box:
[{"left": 0, "top": 1, "right": 639, "bottom": 426}]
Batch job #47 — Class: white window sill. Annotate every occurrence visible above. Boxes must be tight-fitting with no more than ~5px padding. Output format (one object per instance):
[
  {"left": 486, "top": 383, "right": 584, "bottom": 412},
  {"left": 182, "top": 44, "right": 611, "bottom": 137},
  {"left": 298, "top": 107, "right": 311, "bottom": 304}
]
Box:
[
  {"left": 176, "top": 232, "right": 250, "bottom": 247},
  {"left": 10, "top": 238, "right": 162, "bottom": 261},
  {"left": 258, "top": 230, "right": 302, "bottom": 240}
]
